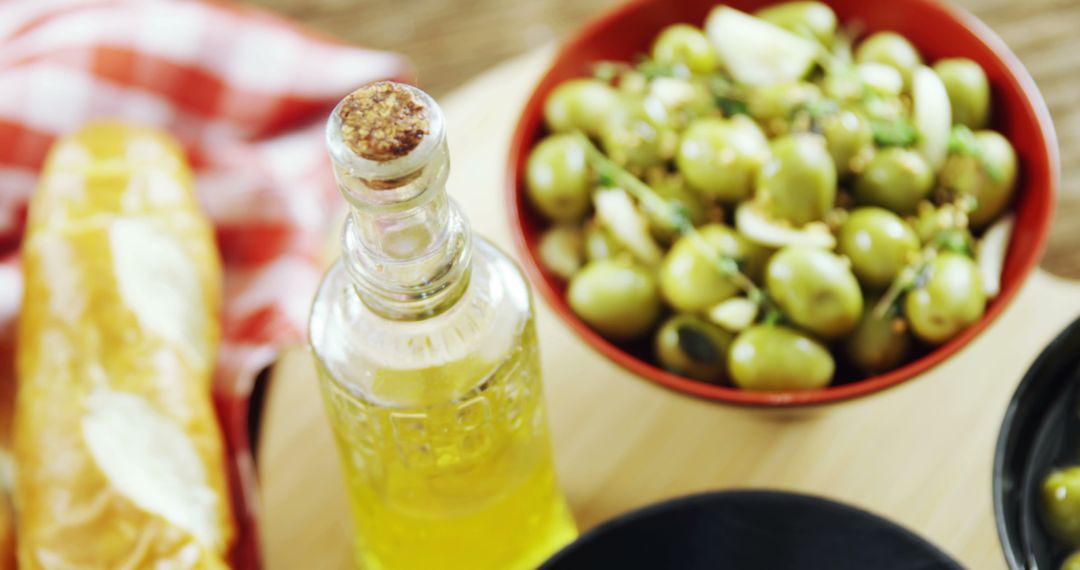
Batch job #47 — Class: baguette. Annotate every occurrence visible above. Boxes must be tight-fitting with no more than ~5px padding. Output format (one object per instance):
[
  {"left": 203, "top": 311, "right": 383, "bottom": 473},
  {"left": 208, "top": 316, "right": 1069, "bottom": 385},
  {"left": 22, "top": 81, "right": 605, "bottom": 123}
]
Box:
[{"left": 14, "top": 124, "right": 234, "bottom": 568}]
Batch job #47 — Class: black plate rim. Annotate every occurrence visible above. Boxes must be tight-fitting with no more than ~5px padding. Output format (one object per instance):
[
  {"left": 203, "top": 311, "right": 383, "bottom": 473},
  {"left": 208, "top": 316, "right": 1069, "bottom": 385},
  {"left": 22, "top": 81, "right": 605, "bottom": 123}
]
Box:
[{"left": 540, "top": 489, "right": 962, "bottom": 569}]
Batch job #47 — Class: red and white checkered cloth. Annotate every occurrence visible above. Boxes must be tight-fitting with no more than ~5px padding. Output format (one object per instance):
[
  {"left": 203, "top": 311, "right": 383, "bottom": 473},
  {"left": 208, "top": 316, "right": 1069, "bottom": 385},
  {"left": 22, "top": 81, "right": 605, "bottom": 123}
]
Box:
[{"left": 0, "top": 0, "right": 411, "bottom": 566}]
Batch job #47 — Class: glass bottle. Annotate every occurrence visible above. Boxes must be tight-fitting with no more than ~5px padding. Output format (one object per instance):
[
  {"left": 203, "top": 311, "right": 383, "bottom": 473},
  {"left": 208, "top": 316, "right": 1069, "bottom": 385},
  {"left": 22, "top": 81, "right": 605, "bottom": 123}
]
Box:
[{"left": 308, "top": 82, "right": 577, "bottom": 570}]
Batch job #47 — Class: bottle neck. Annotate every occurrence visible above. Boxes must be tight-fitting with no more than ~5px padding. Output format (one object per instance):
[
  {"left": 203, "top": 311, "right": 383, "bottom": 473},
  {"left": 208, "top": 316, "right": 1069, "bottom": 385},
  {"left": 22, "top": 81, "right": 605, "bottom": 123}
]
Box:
[{"left": 327, "top": 92, "right": 472, "bottom": 321}]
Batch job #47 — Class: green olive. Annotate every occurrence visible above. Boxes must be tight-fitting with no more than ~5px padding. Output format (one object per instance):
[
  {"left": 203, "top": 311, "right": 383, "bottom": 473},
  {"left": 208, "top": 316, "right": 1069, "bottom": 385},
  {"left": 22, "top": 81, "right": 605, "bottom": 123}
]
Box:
[
  {"left": 766, "top": 246, "right": 863, "bottom": 339},
  {"left": 676, "top": 116, "right": 769, "bottom": 202},
  {"left": 660, "top": 224, "right": 769, "bottom": 313},
  {"left": 1062, "top": 551, "right": 1080, "bottom": 570},
  {"left": 600, "top": 99, "right": 670, "bottom": 173},
  {"left": 568, "top": 258, "right": 661, "bottom": 341},
  {"left": 933, "top": 58, "right": 990, "bottom": 129},
  {"left": 748, "top": 81, "right": 822, "bottom": 125},
  {"left": 646, "top": 174, "right": 708, "bottom": 245},
  {"left": 1043, "top": 466, "right": 1080, "bottom": 545},
  {"left": 583, "top": 223, "right": 623, "bottom": 261},
  {"left": 855, "top": 32, "right": 923, "bottom": 87},
  {"left": 860, "top": 92, "right": 907, "bottom": 123},
  {"left": 939, "top": 130, "right": 1018, "bottom": 228},
  {"left": 650, "top": 173, "right": 708, "bottom": 225},
  {"left": 538, "top": 225, "right": 584, "bottom": 281},
  {"left": 645, "top": 78, "right": 717, "bottom": 130},
  {"left": 903, "top": 252, "right": 985, "bottom": 344},
  {"left": 728, "top": 325, "right": 834, "bottom": 391},
  {"left": 543, "top": 78, "right": 621, "bottom": 135},
  {"left": 908, "top": 203, "right": 950, "bottom": 245},
  {"left": 525, "top": 134, "right": 590, "bottom": 223},
  {"left": 821, "top": 109, "right": 873, "bottom": 174},
  {"left": 838, "top": 207, "right": 919, "bottom": 289},
  {"left": 654, "top": 314, "right": 734, "bottom": 382},
  {"left": 756, "top": 1, "right": 838, "bottom": 47},
  {"left": 843, "top": 304, "right": 911, "bottom": 374},
  {"left": 652, "top": 24, "right": 719, "bottom": 74},
  {"left": 857, "top": 63, "right": 905, "bottom": 97},
  {"left": 757, "top": 134, "right": 837, "bottom": 226},
  {"left": 907, "top": 207, "right": 977, "bottom": 249},
  {"left": 822, "top": 69, "right": 865, "bottom": 103},
  {"left": 854, "top": 147, "right": 934, "bottom": 215}
]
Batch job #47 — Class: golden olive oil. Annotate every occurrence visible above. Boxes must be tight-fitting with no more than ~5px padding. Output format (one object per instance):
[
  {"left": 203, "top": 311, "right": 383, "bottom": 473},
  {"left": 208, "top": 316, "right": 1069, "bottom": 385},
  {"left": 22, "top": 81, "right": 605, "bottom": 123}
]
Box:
[
  {"left": 309, "top": 82, "right": 576, "bottom": 569},
  {"left": 318, "top": 323, "right": 575, "bottom": 569}
]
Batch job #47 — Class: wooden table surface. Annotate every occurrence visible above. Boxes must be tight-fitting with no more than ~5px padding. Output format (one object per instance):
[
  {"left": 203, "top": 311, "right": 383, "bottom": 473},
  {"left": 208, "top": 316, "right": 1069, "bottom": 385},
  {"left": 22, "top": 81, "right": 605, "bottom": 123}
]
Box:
[
  {"left": 257, "top": 45, "right": 1080, "bottom": 570},
  {"left": 241, "top": 1, "right": 1080, "bottom": 568},
  {"left": 244, "top": 0, "right": 1080, "bottom": 277}
]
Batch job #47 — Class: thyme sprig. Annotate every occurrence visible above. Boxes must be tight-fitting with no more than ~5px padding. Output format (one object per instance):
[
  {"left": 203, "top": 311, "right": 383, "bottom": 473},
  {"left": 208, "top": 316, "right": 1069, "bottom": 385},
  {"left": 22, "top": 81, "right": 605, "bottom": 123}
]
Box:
[
  {"left": 573, "top": 132, "right": 781, "bottom": 323},
  {"left": 872, "top": 204, "right": 974, "bottom": 318}
]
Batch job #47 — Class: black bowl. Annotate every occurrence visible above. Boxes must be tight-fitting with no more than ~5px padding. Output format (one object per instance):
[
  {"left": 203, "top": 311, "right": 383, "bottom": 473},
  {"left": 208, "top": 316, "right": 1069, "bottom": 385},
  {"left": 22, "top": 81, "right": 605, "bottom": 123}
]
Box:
[
  {"left": 995, "top": 315, "right": 1080, "bottom": 569},
  {"left": 541, "top": 490, "right": 962, "bottom": 569}
]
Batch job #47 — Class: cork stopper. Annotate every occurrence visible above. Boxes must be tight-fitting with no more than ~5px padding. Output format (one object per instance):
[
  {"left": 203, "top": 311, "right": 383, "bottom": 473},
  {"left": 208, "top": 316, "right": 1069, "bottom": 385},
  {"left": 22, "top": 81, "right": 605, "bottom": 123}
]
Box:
[{"left": 338, "top": 81, "right": 429, "bottom": 162}]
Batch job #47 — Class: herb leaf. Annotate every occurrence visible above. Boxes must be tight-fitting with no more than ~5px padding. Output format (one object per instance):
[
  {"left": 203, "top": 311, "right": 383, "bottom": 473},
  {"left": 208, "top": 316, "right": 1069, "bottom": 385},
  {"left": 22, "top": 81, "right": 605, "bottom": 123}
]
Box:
[
  {"left": 636, "top": 58, "right": 678, "bottom": 80},
  {"left": 705, "top": 76, "right": 749, "bottom": 117},
  {"left": 716, "top": 96, "right": 749, "bottom": 117},
  {"left": 934, "top": 228, "right": 974, "bottom": 257},
  {"left": 948, "top": 125, "right": 1004, "bottom": 183},
  {"left": 947, "top": 124, "right": 979, "bottom": 155},
  {"left": 804, "top": 98, "right": 839, "bottom": 120},
  {"left": 871, "top": 118, "right": 919, "bottom": 147}
]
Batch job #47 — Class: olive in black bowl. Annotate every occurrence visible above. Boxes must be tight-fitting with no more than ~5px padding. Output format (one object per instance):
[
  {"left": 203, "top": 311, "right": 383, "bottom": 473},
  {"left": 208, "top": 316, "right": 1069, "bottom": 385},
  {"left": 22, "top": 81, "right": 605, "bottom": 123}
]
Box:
[{"left": 995, "top": 316, "right": 1080, "bottom": 569}]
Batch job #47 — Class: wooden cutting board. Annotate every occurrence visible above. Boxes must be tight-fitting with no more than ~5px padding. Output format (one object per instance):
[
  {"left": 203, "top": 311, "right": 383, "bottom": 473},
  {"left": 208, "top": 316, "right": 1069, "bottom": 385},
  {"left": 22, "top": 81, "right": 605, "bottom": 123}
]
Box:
[{"left": 257, "top": 47, "right": 1080, "bottom": 570}]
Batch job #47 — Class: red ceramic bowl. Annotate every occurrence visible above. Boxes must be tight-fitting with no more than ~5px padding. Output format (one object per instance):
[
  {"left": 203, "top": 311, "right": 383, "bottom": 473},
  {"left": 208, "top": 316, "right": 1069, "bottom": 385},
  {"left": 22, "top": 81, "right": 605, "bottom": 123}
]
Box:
[{"left": 507, "top": 0, "right": 1058, "bottom": 406}]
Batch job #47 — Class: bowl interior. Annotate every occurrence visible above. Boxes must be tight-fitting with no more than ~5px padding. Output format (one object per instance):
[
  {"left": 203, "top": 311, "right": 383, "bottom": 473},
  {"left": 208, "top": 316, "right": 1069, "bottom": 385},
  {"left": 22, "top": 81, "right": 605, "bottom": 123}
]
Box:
[
  {"left": 539, "top": 490, "right": 963, "bottom": 569},
  {"left": 508, "top": 0, "right": 1057, "bottom": 406},
  {"left": 995, "top": 316, "right": 1080, "bottom": 569}
]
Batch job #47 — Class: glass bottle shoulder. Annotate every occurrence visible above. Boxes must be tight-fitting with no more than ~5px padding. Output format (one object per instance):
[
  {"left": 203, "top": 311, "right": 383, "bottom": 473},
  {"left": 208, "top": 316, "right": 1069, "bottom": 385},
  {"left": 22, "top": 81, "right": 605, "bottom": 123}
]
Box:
[{"left": 309, "top": 238, "right": 533, "bottom": 407}]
